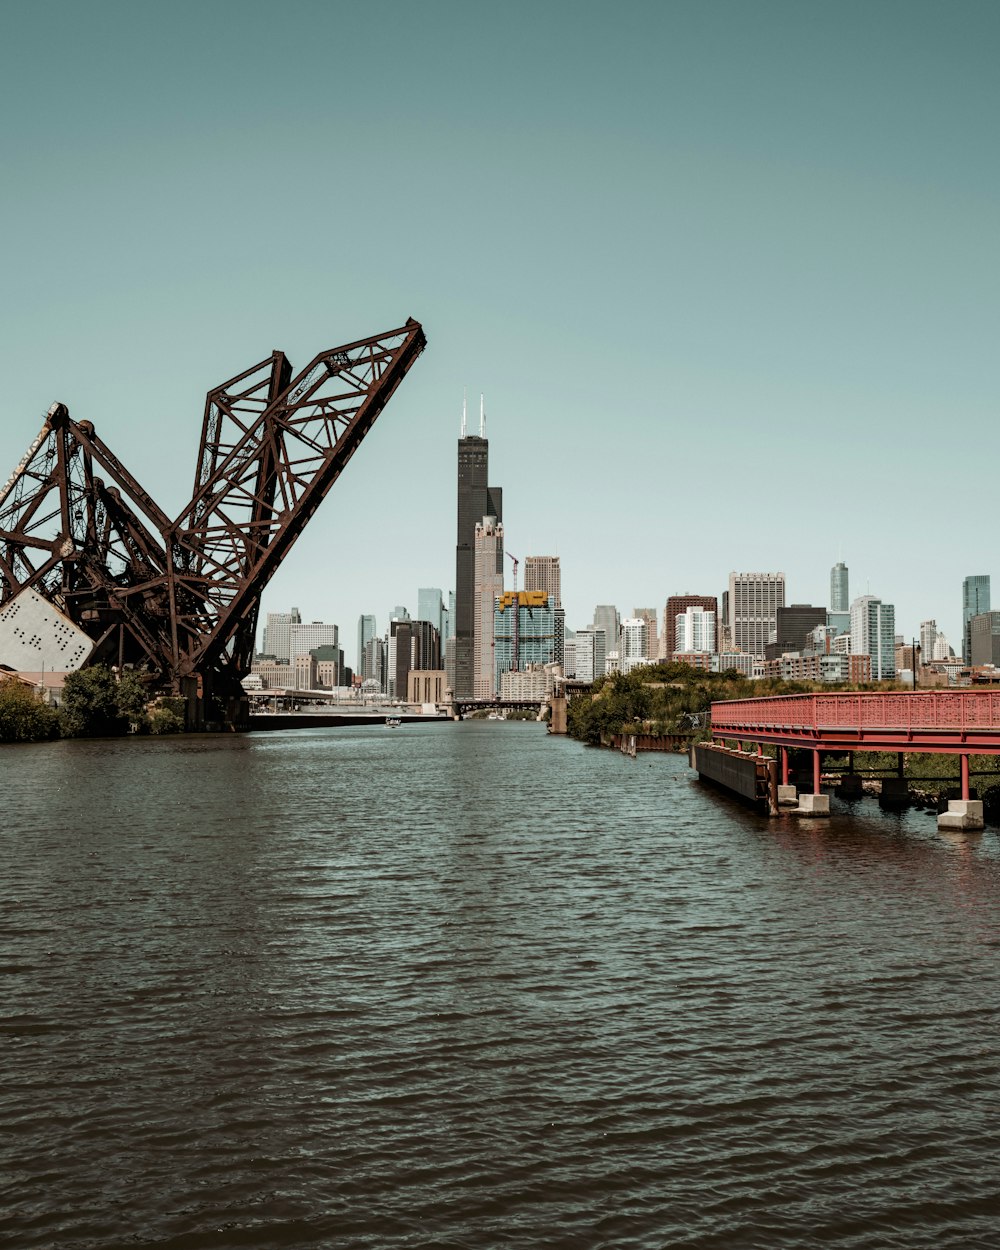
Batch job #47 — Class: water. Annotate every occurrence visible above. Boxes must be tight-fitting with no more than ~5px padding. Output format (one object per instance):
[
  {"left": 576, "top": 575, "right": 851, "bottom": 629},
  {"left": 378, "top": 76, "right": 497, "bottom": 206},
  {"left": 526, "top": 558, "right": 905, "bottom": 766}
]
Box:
[{"left": 3, "top": 722, "right": 1000, "bottom": 1249}]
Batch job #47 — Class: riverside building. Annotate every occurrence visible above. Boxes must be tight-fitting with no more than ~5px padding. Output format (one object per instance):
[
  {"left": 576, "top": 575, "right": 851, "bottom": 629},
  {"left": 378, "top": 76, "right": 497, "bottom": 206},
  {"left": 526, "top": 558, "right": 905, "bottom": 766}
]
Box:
[
  {"left": 494, "top": 590, "right": 557, "bottom": 688},
  {"left": 473, "top": 515, "right": 504, "bottom": 698}
]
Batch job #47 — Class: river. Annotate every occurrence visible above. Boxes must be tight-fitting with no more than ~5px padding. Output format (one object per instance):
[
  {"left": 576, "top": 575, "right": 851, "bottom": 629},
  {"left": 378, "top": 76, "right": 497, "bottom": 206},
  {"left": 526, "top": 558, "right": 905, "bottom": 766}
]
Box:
[{"left": 3, "top": 722, "right": 1000, "bottom": 1248}]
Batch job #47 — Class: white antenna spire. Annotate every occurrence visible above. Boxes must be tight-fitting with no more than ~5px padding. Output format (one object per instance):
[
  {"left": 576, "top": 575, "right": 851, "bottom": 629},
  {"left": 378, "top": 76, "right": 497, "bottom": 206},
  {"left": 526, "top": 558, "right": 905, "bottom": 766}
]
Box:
[
  {"left": 461, "top": 388, "right": 467, "bottom": 438},
  {"left": 480, "top": 392, "right": 486, "bottom": 438}
]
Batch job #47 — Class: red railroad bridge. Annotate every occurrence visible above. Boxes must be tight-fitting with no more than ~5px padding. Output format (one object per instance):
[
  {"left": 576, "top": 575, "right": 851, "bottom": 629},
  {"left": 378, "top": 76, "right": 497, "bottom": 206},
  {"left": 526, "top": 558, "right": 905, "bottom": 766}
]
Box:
[{"left": 699, "top": 690, "right": 1000, "bottom": 829}]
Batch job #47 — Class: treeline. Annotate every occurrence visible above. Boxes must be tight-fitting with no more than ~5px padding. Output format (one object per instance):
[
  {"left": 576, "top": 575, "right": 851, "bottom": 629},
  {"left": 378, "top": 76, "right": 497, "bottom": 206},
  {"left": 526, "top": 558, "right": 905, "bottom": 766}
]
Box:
[
  {"left": 0, "top": 666, "right": 185, "bottom": 745},
  {"left": 565, "top": 662, "right": 887, "bottom": 746}
]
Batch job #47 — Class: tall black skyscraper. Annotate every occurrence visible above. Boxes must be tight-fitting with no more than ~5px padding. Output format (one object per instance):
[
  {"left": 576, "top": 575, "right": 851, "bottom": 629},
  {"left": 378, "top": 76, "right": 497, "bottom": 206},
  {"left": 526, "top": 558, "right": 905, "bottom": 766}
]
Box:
[{"left": 452, "top": 399, "right": 502, "bottom": 698}]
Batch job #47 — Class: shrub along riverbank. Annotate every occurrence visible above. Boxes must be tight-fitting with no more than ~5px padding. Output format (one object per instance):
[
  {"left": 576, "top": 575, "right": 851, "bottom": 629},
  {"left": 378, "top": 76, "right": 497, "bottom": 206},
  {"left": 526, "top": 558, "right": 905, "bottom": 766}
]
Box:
[{"left": 0, "top": 665, "right": 185, "bottom": 744}]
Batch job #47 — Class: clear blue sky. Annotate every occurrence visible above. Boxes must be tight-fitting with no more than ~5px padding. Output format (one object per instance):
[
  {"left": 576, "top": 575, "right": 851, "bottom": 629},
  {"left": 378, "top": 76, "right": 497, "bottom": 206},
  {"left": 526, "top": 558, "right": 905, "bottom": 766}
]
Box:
[{"left": 2, "top": 1, "right": 997, "bottom": 665}]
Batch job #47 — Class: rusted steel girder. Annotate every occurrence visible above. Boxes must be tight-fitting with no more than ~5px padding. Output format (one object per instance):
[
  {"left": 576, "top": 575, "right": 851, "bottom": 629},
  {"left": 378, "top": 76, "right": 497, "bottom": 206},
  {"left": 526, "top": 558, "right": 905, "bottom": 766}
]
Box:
[{"left": 0, "top": 318, "right": 426, "bottom": 704}]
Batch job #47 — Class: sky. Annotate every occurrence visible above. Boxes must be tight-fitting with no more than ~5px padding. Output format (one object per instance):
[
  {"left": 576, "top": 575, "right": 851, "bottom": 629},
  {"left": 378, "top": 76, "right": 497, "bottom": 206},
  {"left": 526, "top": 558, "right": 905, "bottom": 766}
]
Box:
[{"left": 2, "top": 1, "right": 998, "bottom": 667}]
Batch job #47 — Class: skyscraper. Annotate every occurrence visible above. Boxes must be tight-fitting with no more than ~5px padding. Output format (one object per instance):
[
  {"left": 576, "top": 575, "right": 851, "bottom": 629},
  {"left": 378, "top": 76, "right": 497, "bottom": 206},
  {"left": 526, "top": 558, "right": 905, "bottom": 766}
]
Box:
[
  {"left": 262, "top": 608, "right": 301, "bottom": 663},
  {"left": 592, "top": 605, "right": 620, "bottom": 653},
  {"left": 357, "top": 614, "right": 376, "bottom": 678},
  {"left": 633, "top": 607, "right": 658, "bottom": 660},
  {"left": 830, "top": 562, "right": 849, "bottom": 613},
  {"left": 850, "top": 594, "right": 896, "bottom": 680},
  {"left": 663, "top": 595, "right": 717, "bottom": 657},
  {"left": 575, "top": 626, "right": 606, "bottom": 682},
  {"left": 919, "top": 619, "right": 937, "bottom": 667},
  {"left": 524, "top": 557, "right": 561, "bottom": 607},
  {"left": 675, "top": 606, "right": 716, "bottom": 653},
  {"left": 473, "top": 514, "right": 504, "bottom": 698},
  {"left": 728, "top": 573, "right": 785, "bottom": 658},
  {"left": 962, "top": 575, "right": 990, "bottom": 664},
  {"left": 620, "top": 618, "right": 648, "bottom": 672},
  {"left": 453, "top": 398, "right": 502, "bottom": 698},
  {"left": 494, "top": 590, "right": 556, "bottom": 686}
]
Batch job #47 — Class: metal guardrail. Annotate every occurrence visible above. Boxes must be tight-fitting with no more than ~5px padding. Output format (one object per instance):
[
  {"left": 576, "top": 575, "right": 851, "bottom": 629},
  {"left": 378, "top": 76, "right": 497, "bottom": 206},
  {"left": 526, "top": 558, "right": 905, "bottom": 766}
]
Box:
[{"left": 710, "top": 691, "right": 1000, "bottom": 732}]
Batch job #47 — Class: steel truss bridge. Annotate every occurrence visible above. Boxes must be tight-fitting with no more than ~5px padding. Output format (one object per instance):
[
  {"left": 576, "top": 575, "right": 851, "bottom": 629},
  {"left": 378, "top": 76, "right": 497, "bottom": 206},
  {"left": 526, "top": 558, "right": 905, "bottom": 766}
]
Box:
[
  {"left": 710, "top": 690, "right": 1000, "bottom": 799},
  {"left": 0, "top": 320, "right": 426, "bottom": 728}
]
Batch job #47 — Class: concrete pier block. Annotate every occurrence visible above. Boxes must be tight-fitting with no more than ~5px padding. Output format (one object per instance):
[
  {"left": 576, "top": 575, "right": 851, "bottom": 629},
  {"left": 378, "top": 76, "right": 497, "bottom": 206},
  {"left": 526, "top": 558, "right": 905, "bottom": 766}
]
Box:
[
  {"left": 879, "top": 777, "right": 910, "bottom": 808},
  {"left": 938, "top": 800, "right": 985, "bottom": 832},
  {"left": 796, "top": 793, "right": 830, "bottom": 816},
  {"left": 777, "top": 785, "right": 798, "bottom": 807},
  {"left": 838, "top": 774, "right": 864, "bottom": 798}
]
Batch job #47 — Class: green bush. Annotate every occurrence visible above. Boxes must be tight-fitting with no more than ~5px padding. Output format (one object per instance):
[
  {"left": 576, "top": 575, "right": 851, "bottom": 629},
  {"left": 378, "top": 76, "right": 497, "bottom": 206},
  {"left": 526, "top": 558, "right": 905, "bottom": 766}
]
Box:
[
  {"left": 0, "top": 680, "right": 60, "bottom": 743},
  {"left": 60, "top": 666, "right": 152, "bottom": 737}
]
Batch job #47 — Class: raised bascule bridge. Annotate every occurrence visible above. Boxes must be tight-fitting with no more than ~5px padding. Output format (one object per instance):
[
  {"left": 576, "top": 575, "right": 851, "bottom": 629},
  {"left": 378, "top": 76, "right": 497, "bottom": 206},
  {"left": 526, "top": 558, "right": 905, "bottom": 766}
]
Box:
[{"left": 0, "top": 319, "right": 426, "bottom": 730}]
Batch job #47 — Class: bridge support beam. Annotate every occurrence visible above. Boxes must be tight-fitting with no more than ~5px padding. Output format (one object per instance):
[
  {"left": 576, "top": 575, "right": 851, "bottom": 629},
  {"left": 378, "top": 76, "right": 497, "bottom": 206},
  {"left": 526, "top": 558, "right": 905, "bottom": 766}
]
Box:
[
  {"left": 812, "top": 749, "right": 821, "bottom": 795},
  {"left": 781, "top": 747, "right": 789, "bottom": 786},
  {"left": 961, "top": 753, "right": 970, "bottom": 801}
]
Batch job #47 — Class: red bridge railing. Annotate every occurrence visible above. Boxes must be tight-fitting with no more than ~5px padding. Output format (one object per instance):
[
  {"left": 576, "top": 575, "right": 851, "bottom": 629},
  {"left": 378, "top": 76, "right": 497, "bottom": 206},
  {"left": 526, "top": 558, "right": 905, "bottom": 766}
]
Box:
[{"left": 711, "top": 690, "right": 1000, "bottom": 733}]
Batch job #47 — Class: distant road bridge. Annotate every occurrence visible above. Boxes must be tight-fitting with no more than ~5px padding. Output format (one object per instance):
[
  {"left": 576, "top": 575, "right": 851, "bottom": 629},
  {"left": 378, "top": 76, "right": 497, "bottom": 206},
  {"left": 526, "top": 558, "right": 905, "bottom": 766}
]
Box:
[{"left": 698, "top": 690, "right": 1000, "bottom": 829}]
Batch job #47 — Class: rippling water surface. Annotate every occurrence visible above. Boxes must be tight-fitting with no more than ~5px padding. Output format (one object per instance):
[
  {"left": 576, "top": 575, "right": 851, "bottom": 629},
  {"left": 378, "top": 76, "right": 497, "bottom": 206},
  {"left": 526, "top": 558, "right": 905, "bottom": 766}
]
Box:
[{"left": 4, "top": 722, "right": 1000, "bottom": 1248}]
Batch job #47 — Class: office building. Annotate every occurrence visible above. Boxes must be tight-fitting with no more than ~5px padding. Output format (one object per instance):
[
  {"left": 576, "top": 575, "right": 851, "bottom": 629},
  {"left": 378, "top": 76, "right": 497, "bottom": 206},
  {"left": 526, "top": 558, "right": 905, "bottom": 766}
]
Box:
[
  {"left": 675, "top": 606, "right": 716, "bottom": 653},
  {"left": 473, "top": 515, "right": 504, "bottom": 698},
  {"left": 494, "top": 591, "right": 556, "bottom": 687},
  {"left": 728, "top": 573, "right": 785, "bottom": 658},
  {"left": 453, "top": 398, "right": 502, "bottom": 698},
  {"left": 765, "top": 605, "right": 827, "bottom": 660},
  {"left": 963, "top": 575, "right": 991, "bottom": 664},
  {"left": 357, "top": 615, "right": 376, "bottom": 678},
  {"left": 262, "top": 608, "right": 301, "bottom": 663},
  {"left": 290, "top": 620, "right": 338, "bottom": 660},
  {"left": 664, "top": 595, "right": 717, "bottom": 657},
  {"left": 575, "top": 626, "right": 606, "bottom": 683},
  {"left": 363, "top": 636, "right": 386, "bottom": 692},
  {"left": 524, "top": 557, "right": 561, "bottom": 608},
  {"left": 830, "top": 562, "right": 849, "bottom": 613},
  {"left": 919, "top": 620, "right": 937, "bottom": 667},
  {"left": 592, "top": 605, "right": 620, "bottom": 652},
  {"left": 970, "top": 612, "right": 1000, "bottom": 667},
  {"left": 418, "top": 589, "right": 445, "bottom": 638},
  {"left": 850, "top": 594, "right": 896, "bottom": 680}
]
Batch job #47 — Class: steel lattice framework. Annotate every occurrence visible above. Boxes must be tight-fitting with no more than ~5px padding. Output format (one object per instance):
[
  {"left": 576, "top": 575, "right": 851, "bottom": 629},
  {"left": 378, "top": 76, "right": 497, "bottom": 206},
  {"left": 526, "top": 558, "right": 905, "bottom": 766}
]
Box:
[{"left": 0, "top": 318, "right": 426, "bottom": 724}]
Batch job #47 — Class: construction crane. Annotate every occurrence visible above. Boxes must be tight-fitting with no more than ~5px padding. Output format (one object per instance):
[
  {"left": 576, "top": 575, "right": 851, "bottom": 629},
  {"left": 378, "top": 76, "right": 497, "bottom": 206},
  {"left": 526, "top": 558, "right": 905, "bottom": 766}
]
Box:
[{"left": 505, "top": 551, "right": 520, "bottom": 673}]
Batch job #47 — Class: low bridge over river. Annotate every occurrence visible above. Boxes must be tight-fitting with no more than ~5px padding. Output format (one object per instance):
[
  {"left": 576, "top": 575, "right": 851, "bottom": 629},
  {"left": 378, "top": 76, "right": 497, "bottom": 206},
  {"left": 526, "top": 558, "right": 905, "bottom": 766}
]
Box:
[{"left": 696, "top": 690, "right": 1000, "bottom": 830}]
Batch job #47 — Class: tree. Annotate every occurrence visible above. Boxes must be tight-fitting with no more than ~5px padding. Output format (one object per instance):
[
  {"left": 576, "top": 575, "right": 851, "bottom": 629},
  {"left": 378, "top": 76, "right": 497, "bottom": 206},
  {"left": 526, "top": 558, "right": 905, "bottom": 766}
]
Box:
[
  {"left": 0, "top": 680, "right": 60, "bottom": 743},
  {"left": 60, "top": 666, "right": 150, "bottom": 737}
]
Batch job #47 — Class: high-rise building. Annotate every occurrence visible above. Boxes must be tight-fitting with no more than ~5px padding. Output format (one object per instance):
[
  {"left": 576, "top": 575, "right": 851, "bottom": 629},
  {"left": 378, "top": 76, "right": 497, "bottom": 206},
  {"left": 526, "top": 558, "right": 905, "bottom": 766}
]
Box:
[
  {"left": 919, "top": 620, "right": 937, "bottom": 667},
  {"left": 389, "top": 618, "right": 441, "bottom": 696},
  {"left": 289, "top": 620, "right": 337, "bottom": 660},
  {"left": 592, "top": 605, "right": 620, "bottom": 653},
  {"left": 417, "top": 589, "right": 445, "bottom": 637},
  {"left": 357, "top": 614, "right": 376, "bottom": 678},
  {"left": 765, "top": 605, "right": 827, "bottom": 660},
  {"left": 675, "top": 606, "right": 716, "bottom": 653},
  {"left": 830, "top": 562, "right": 849, "bottom": 613},
  {"left": 473, "top": 515, "right": 504, "bottom": 698},
  {"left": 262, "top": 607, "right": 301, "bottom": 663},
  {"left": 494, "top": 590, "right": 556, "bottom": 687},
  {"left": 620, "top": 618, "right": 648, "bottom": 673},
  {"left": 633, "top": 608, "right": 657, "bottom": 660},
  {"left": 970, "top": 612, "right": 1000, "bottom": 667},
  {"left": 962, "top": 575, "right": 991, "bottom": 664},
  {"left": 663, "top": 595, "right": 717, "bottom": 657},
  {"left": 850, "top": 594, "right": 896, "bottom": 680},
  {"left": 728, "top": 573, "right": 785, "bottom": 658},
  {"left": 524, "top": 556, "right": 561, "bottom": 608},
  {"left": 363, "top": 636, "right": 386, "bottom": 691},
  {"left": 453, "top": 400, "right": 502, "bottom": 698},
  {"left": 575, "top": 626, "right": 606, "bottom": 683}
]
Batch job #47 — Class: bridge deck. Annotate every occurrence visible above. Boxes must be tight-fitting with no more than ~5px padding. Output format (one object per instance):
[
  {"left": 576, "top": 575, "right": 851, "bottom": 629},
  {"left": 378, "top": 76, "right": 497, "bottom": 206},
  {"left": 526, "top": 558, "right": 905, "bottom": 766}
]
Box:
[{"left": 711, "top": 690, "right": 1000, "bottom": 754}]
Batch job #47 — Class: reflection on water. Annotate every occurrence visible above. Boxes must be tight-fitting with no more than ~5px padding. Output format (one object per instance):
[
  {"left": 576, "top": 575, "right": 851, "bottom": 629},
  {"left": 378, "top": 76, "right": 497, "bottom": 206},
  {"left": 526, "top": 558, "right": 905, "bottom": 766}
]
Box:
[{"left": 3, "top": 723, "right": 1000, "bottom": 1249}]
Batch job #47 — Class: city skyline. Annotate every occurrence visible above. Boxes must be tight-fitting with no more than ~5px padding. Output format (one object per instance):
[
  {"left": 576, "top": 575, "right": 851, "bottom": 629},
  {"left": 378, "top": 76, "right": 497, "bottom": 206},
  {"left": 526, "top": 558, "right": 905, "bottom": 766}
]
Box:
[{"left": 3, "top": 4, "right": 997, "bottom": 655}]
